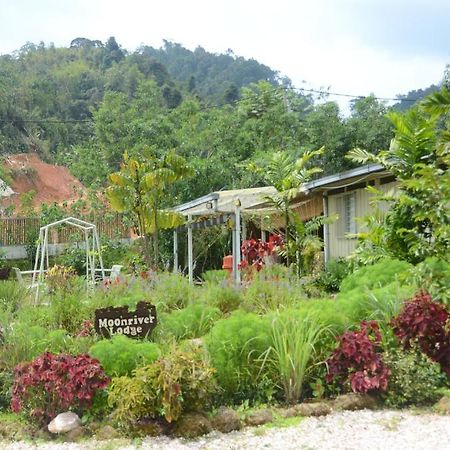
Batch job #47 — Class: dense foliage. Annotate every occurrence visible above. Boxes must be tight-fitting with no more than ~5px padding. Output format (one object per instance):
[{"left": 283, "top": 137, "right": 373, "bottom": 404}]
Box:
[
  {"left": 326, "top": 321, "right": 390, "bottom": 394},
  {"left": 391, "top": 291, "right": 450, "bottom": 376},
  {"left": 11, "top": 352, "right": 109, "bottom": 423}
]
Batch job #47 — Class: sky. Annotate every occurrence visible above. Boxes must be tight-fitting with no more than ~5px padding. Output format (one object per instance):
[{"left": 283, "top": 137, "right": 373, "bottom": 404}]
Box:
[{"left": 0, "top": 0, "right": 448, "bottom": 110}]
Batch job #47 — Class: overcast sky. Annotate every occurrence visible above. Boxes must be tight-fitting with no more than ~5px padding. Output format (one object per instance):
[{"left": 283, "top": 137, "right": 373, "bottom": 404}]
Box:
[{"left": 1, "top": 0, "right": 448, "bottom": 108}]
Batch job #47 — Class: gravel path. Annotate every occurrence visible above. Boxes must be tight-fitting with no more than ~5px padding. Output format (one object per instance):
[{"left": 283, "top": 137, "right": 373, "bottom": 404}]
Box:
[{"left": 2, "top": 410, "right": 449, "bottom": 450}]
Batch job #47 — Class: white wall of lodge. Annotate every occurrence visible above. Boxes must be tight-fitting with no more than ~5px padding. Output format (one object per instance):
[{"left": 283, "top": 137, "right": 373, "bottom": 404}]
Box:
[{"left": 327, "top": 180, "right": 398, "bottom": 259}]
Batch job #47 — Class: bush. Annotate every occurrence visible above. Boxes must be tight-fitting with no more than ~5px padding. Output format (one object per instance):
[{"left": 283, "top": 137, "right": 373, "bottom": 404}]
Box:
[
  {"left": 391, "top": 291, "right": 450, "bottom": 376},
  {"left": 108, "top": 342, "right": 215, "bottom": 424},
  {"left": 383, "top": 348, "right": 448, "bottom": 407},
  {"left": 89, "top": 335, "right": 160, "bottom": 377},
  {"left": 340, "top": 258, "right": 411, "bottom": 293},
  {"left": 200, "top": 284, "right": 242, "bottom": 314},
  {"left": 206, "top": 311, "right": 271, "bottom": 403},
  {"left": 158, "top": 304, "right": 221, "bottom": 341},
  {"left": 409, "top": 257, "right": 450, "bottom": 307},
  {"left": 241, "top": 273, "right": 304, "bottom": 313},
  {"left": 265, "top": 309, "right": 330, "bottom": 404},
  {"left": 326, "top": 321, "right": 390, "bottom": 394},
  {"left": 151, "top": 272, "right": 196, "bottom": 311},
  {"left": 316, "top": 258, "right": 352, "bottom": 293},
  {"left": 11, "top": 352, "right": 109, "bottom": 424},
  {"left": 0, "top": 281, "right": 28, "bottom": 312}
]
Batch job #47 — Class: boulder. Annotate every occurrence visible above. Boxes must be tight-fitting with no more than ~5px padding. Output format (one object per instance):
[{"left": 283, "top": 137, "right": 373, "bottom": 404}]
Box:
[
  {"left": 47, "top": 412, "right": 82, "bottom": 434},
  {"left": 212, "top": 407, "right": 242, "bottom": 433},
  {"left": 295, "top": 402, "right": 332, "bottom": 417},
  {"left": 173, "top": 413, "right": 212, "bottom": 438},
  {"left": 333, "top": 393, "right": 379, "bottom": 411},
  {"left": 276, "top": 407, "right": 298, "bottom": 419},
  {"left": 64, "top": 427, "right": 86, "bottom": 442},
  {"left": 435, "top": 396, "right": 450, "bottom": 414},
  {"left": 94, "top": 425, "right": 122, "bottom": 440},
  {"left": 130, "top": 418, "right": 166, "bottom": 437},
  {"left": 245, "top": 408, "right": 273, "bottom": 426}
]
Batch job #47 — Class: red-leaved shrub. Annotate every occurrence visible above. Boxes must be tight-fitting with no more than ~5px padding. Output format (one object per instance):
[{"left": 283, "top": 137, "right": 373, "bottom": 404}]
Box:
[
  {"left": 391, "top": 291, "right": 450, "bottom": 376},
  {"left": 11, "top": 352, "right": 110, "bottom": 423},
  {"left": 325, "top": 321, "right": 390, "bottom": 393}
]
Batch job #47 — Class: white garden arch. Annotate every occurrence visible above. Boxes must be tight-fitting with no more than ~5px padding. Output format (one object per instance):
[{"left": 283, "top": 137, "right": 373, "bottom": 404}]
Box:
[{"left": 32, "top": 217, "right": 105, "bottom": 302}]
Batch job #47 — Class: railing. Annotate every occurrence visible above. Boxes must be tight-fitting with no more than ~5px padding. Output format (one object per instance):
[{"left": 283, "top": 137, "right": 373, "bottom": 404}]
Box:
[{"left": 0, "top": 215, "right": 130, "bottom": 246}]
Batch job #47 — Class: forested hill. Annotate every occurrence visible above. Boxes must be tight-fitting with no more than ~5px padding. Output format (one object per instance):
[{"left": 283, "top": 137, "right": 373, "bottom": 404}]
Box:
[
  {"left": 0, "top": 37, "right": 445, "bottom": 206},
  {"left": 137, "top": 41, "right": 280, "bottom": 103}
]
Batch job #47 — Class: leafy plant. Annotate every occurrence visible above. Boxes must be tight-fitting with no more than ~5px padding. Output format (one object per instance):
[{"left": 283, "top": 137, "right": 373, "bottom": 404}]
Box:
[
  {"left": 200, "top": 284, "right": 242, "bottom": 314},
  {"left": 206, "top": 311, "right": 271, "bottom": 403},
  {"left": 339, "top": 258, "right": 411, "bottom": 293},
  {"left": 11, "top": 352, "right": 109, "bottom": 424},
  {"left": 158, "top": 304, "right": 221, "bottom": 341},
  {"left": 391, "top": 291, "right": 450, "bottom": 376},
  {"left": 409, "top": 257, "right": 450, "bottom": 307},
  {"left": 316, "top": 258, "right": 352, "bottom": 293},
  {"left": 108, "top": 342, "right": 215, "bottom": 424},
  {"left": 382, "top": 347, "right": 448, "bottom": 407},
  {"left": 265, "top": 310, "right": 330, "bottom": 404},
  {"left": 45, "top": 265, "right": 77, "bottom": 294},
  {"left": 89, "top": 335, "right": 160, "bottom": 377},
  {"left": 0, "top": 281, "right": 28, "bottom": 312},
  {"left": 326, "top": 321, "right": 390, "bottom": 394}
]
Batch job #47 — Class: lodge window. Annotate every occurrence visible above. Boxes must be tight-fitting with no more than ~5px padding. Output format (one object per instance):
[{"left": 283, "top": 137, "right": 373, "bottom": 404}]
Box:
[{"left": 336, "top": 192, "right": 356, "bottom": 237}]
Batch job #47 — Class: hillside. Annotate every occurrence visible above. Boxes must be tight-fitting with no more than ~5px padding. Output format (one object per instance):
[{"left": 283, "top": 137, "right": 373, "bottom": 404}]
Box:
[{"left": 0, "top": 154, "right": 86, "bottom": 214}]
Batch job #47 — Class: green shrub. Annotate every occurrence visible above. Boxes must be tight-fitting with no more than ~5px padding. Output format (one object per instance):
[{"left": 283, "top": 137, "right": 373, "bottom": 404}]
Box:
[
  {"left": 89, "top": 335, "right": 160, "bottom": 377},
  {"left": 409, "top": 257, "right": 450, "bottom": 307},
  {"left": 206, "top": 311, "right": 271, "bottom": 403},
  {"left": 0, "top": 281, "right": 28, "bottom": 312},
  {"left": 316, "top": 258, "right": 352, "bottom": 293},
  {"left": 201, "top": 270, "right": 228, "bottom": 284},
  {"left": 200, "top": 284, "right": 242, "bottom": 313},
  {"left": 265, "top": 309, "right": 331, "bottom": 404},
  {"left": 151, "top": 272, "right": 196, "bottom": 311},
  {"left": 108, "top": 342, "right": 215, "bottom": 424},
  {"left": 158, "top": 304, "right": 221, "bottom": 341},
  {"left": 241, "top": 274, "right": 305, "bottom": 313},
  {"left": 383, "top": 348, "right": 448, "bottom": 407},
  {"left": 340, "top": 258, "right": 411, "bottom": 293}
]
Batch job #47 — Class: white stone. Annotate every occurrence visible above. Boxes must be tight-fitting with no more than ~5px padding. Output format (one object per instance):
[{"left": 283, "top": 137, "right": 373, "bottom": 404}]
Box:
[{"left": 47, "top": 412, "right": 82, "bottom": 434}]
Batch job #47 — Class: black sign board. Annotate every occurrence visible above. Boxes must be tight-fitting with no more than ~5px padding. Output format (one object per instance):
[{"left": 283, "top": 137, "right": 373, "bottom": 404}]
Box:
[{"left": 94, "top": 301, "right": 157, "bottom": 339}]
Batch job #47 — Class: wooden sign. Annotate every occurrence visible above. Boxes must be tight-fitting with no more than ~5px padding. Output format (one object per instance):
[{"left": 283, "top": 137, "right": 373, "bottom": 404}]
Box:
[{"left": 94, "top": 301, "right": 157, "bottom": 339}]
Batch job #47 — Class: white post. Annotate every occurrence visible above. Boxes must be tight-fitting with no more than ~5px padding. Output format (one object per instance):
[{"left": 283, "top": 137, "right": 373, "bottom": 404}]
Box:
[
  {"left": 173, "top": 229, "right": 178, "bottom": 273},
  {"left": 323, "top": 194, "right": 330, "bottom": 265},
  {"left": 93, "top": 227, "right": 105, "bottom": 279},
  {"left": 233, "top": 200, "right": 241, "bottom": 285},
  {"left": 187, "top": 215, "right": 193, "bottom": 284},
  {"left": 32, "top": 228, "right": 43, "bottom": 287}
]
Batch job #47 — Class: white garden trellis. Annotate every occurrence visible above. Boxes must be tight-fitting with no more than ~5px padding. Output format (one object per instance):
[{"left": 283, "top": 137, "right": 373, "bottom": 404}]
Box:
[{"left": 32, "top": 217, "right": 105, "bottom": 303}]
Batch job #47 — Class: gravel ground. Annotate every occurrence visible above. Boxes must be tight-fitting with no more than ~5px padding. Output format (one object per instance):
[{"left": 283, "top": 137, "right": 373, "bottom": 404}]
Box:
[{"left": 1, "top": 410, "right": 449, "bottom": 450}]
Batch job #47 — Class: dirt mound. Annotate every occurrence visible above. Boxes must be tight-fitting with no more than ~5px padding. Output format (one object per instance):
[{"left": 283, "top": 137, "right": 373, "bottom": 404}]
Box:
[{"left": 1, "top": 154, "right": 87, "bottom": 212}]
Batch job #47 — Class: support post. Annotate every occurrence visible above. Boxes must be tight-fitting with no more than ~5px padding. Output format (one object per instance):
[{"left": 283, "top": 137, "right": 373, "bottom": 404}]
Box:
[
  {"left": 187, "top": 215, "right": 193, "bottom": 284},
  {"left": 173, "top": 229, "right": 178, "bottom": 273},
  {"left": 233, "top": 200, "right": 241, "bottom": 285},
  {"left": 323, "top": 194, "right": 330, "bottom": 265}
]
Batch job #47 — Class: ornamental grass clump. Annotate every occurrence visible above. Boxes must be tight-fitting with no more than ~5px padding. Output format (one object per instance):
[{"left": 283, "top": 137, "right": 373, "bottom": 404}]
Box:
[
  {"left": 265, "top": 310, "right": 330, "bottom": 404},
  {"left": 326, "top": 321, "right": 390, "bottom": 394},
  {"left": 11, "top": 352, "right": 109, "bottom": 424}
]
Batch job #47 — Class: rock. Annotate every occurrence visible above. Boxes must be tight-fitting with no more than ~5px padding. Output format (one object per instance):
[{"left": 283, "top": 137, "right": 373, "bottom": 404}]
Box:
[
  {"left": 245, "top": 408, "right": 273, "bottom": 426},
  {"left": 276, "top": 407, "right": 298, "bottom": 419},
  {"left": 130, "top": 418, "right": 166, "bottom": 437},
  {"left": 173, "top": 413, "right": 212, "bottom": 438},
  {"left": 94, "top": 425, "right": 122, "bottom": 440},
  {"left": 64, "top": 427, "right": 86, "bottom": 442},
  {"left": 47, "top": 412, "right": 82, "bottom": 434},
  {"left": 333, "top": 393, "right": 379, "bottom": 411},
  {"left": 295, "top": 402, "right": 332, "bottom": 417},
  {"left": 435, "top": 396, "right": 450, "bottom": 414},
  {"left": 212, "top": 407, "right": 242, "bottom": 433}
]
